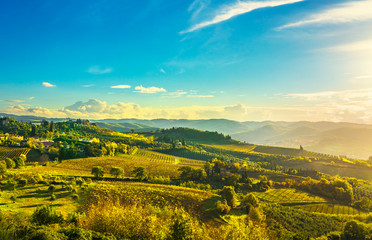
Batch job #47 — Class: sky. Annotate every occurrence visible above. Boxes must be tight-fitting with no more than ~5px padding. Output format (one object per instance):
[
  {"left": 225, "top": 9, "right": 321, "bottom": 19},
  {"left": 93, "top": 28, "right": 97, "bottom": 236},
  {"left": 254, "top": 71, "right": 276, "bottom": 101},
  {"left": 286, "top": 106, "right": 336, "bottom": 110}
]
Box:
[{"left": 1, "top": 0, "right": 372, "bottom": 122}]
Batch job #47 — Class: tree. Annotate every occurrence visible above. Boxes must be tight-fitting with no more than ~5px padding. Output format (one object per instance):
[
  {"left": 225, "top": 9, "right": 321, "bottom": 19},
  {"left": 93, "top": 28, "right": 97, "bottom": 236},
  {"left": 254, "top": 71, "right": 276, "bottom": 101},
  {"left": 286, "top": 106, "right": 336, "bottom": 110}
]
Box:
[
  {"left": 168, "top": 214, "right": 193, "bottom": 240},
  {"left": 0, "top": 162, "right": 7, "bottom": 175},
  {"left": 14, "top": 155, "right": 26, "bottom": 168},
  {"left": 132, "top": 167, "right": 147, "bottom": 180},
  {"left": 242, "top": 193, "right": 259, "bottom": 213},
  {"left": 49, "top": 121, "right": 55, "bottom": 132},
  {"left": 110, "top": 167, "right": 124, "bottom": 179},
  {"left": 91, "top": 166, "right": 104, "bottom": 178},
  {"left": 212, "top": 159, "right": 225, "bottom": 176},
  {"left": 343, "top": 221, "right": 367, "bottom": 240},
  {"left": 353, "top": 197, "right": 371, "bottom": 211},
  {"left": 178, "top": 166, "right": 206, "bottom": 181},
  {"left": 221, "top": 186, "right": 238, "bottom": 208},
  {"left": 204, "top": 162, "right": 213, "bottom": 177}
]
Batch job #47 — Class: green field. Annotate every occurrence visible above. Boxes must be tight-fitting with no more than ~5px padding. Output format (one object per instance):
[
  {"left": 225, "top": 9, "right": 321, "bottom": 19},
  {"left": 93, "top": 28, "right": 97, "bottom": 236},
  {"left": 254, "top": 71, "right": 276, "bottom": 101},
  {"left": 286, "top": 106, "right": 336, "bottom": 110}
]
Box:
[
  {"left": 254, "top": 188, "right": 363, "bottom": 215},
  {"left": 0, "top": 181, "right": 81, "bottom": 216}
]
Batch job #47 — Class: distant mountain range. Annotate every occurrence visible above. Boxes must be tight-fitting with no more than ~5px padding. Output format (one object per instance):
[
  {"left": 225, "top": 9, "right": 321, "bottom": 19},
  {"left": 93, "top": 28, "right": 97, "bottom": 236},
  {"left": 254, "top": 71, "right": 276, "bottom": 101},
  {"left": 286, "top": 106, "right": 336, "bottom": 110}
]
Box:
[{"left": 2, "top": 113, "right": 372, "bottom": 159}]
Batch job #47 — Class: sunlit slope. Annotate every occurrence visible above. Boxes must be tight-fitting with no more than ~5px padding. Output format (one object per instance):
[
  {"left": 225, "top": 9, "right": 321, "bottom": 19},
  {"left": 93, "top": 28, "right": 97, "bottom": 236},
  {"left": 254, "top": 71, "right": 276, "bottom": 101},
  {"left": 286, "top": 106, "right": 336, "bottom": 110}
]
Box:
[{"left": 22, "top": 150, "right": 203, "bottom": 177}]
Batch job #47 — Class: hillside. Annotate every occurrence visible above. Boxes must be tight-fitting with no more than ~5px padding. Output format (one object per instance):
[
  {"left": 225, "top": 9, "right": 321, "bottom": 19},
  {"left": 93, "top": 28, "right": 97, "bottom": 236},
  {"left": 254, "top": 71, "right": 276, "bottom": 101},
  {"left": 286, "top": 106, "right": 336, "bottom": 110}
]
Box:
[
  {"left": 95, "top": 122, "right": 159, "bottom": 133},
  {"left": 3, "top": 112, "right": 372, "bottom": 159}
]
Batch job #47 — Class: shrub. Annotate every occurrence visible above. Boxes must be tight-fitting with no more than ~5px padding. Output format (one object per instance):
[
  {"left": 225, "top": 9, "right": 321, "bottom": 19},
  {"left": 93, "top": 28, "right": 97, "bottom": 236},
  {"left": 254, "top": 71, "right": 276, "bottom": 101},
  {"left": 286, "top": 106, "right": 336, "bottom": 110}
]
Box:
[
  {"left": 48, "top": 185, "right": 56, "bottom": 192},
  {"left": 50, "top": 194, "right": 56, "bottom": 201},
  {"left": 58, "top": 227, "right": 92, "bottom": 240},
  {"left": 71, "top": 194, "right": 79, "bottom": 201},
  {"left": 75, "top": 178, "right": 84, "bottom": 187},
  {"left": 31, "top": 205, "right": 64, "bottom": 225},
  {"left": 5, "top": 180, "right": 17, "bottom": 191},
  {"left": 18, "top": 178, "right": 28, "bottom": 187},
  {"left": 26, "top": 226, "right": 66, "bottom": 240},
  {"left": 5, "top": 158, "right": 15, "bottom": 169},
  {"left": 10, "top": 195, "right": 17, "bottom": 202}
]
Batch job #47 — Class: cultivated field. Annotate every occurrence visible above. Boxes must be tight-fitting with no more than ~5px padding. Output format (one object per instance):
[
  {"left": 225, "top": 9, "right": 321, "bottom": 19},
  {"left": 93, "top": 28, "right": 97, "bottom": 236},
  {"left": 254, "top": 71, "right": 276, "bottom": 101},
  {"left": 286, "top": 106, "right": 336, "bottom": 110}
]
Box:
[
  {"left": 254, "top": 188, "right": 363, "bottom": 215},
  {"left": 0, "top": 146, "right": 30, "bottom": 160},
  {"left": 18, "top": 150, "right": 204, "bottom": 178}
]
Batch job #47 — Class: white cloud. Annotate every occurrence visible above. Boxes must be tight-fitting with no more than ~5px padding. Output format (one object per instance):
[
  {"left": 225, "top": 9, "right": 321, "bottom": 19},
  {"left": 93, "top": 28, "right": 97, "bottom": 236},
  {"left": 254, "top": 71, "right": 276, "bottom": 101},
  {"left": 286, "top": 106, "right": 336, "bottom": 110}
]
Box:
[
  {"left": 134, "top": 85, "right": 166, "bottom": 93},
  {"left": 42, "top": 82, "right": 56, "bottom": 87},
  {"left": 4, "top": 95, "right": 372, "bottom": 123},
  {"left": 28, "top": 97, "right": 35, "bottom": 100},
  {"left": 64, "top": 99, "right": 107, "bottom": 113},
  {"left": 279, "top": 0, "right": 372, "bottom": 29},
  {"left": 83, "top": 84, "right": 95, "bottom": 88},
  {"left": 87, "top": 66, "right": 113, "bottom": 74},
  {"left": 110, "top": 85, "right": 131, "bottom": 89},
  {"left": 181, "top": 0, "right": 303, "bottom": 33},
  {"left": 160, "top": 68, "right": 166, "bottom": 74}
]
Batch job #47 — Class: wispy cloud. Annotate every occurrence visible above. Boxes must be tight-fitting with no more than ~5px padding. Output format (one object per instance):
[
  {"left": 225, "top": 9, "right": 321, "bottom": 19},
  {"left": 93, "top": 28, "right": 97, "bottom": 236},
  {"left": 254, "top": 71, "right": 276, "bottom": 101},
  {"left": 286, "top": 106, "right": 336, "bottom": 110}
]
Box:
[
  {"left": 162, "top": 90, "right": 188, "bottom": 98},
  {"left": 188, "top": 0, "right": 210, "bottom": 21},
  {"left": 83, "top": 84, "right": 95, "bottom": 88},
  {"left": 286, "top": 88, "right": 372, "bottom": 101},
  {"left": 87, "top": 66, "right": 113, "bottom": 74},
  {"left": 160, "top": 68, "right": 166, "bottom": 74},
  {"left": 329, "top": 39, "right": 372, "bottom": 52},
  {"left": 0, "top": 99, "right": 24, "bottom": 103},
  {"left": 181, "top": 0, "right": 303, "bottom": 33},
  {"left": 111, "top": 85, "right": 131, "bottom": 89},
  {"left": 28, "top": 97, "right": 35, "bottom": 100},
  {"left": 42, "top": 82, "right": 56, "bottom": 87},
  {"left": 187, "top": 94, "right": 214, "bottom": 98},
  {"left": 355, "top": 75, "right": 372, "bottom": 79},
  {"left": 279, "top": 0, "right": 372, "bottom": 30},
  {"left": 135, "top": 85, "right": 166, "bottom": 93}
]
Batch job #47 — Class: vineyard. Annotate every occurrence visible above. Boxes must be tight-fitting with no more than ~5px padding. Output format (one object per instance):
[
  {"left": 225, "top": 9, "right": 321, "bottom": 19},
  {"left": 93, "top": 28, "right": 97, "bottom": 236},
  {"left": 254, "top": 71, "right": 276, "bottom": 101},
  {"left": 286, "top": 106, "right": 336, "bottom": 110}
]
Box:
[
  {"left": 254, "top": 188, "right": 327, "bottom": 204},
  {"left": 254, "top": 188, "right": 362, "bottom": 215},
  {"left": 156, "top": 148, "right": 217, "bottom": 161},
  {"left": 202, "top": 144, "right": 256, "bottom": 153},
  {"left": 22, "top": 150, "right": 205, "bottom": 178},
  {"left": 135, "top": 149, "right": 204, "bottom": 166},
  {"left": 0, "top": 146, "right": 30, "bottom": 160},
  {"left": 296, "top": 204, "right": 362, "bottom": 215}
]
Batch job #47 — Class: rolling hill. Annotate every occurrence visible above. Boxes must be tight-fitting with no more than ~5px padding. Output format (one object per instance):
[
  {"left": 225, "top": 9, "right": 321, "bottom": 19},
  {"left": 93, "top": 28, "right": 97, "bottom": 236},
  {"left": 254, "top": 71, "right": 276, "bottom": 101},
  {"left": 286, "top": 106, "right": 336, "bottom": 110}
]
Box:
[{"left": 3, "top": 112, "right": 372, "bottom": 159}]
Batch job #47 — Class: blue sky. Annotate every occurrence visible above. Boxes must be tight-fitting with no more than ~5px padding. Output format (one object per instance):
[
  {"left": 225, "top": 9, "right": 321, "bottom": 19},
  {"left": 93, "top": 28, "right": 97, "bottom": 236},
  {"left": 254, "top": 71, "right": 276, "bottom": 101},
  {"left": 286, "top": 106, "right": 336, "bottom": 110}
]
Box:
[{"left": 1, "top": 0, "right": 372, "bottom": 122}]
